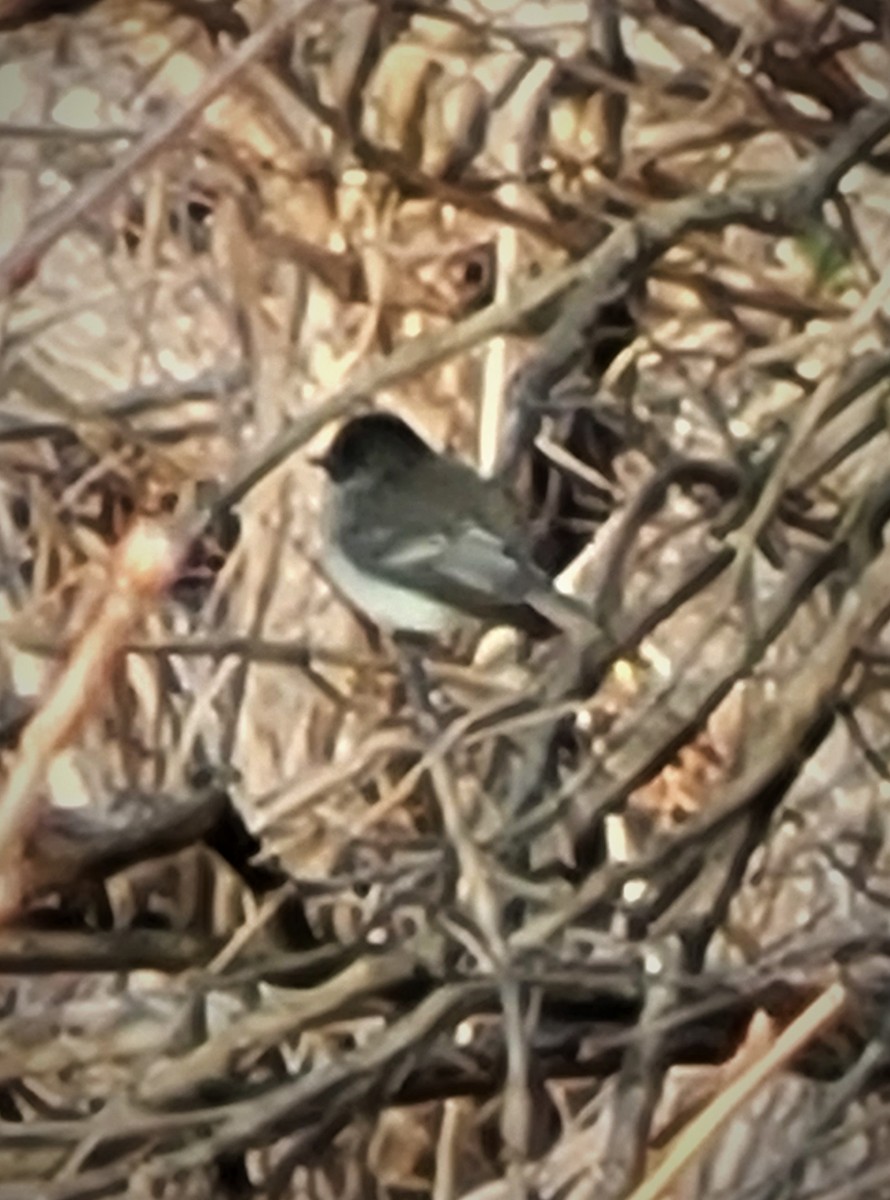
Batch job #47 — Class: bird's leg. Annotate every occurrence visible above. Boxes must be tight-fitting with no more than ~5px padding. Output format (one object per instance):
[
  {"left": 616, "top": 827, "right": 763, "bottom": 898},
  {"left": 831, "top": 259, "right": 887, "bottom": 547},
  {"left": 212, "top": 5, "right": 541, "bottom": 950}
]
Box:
[{"left": 393, "top": 634, "right": 447, "bottom": 734}]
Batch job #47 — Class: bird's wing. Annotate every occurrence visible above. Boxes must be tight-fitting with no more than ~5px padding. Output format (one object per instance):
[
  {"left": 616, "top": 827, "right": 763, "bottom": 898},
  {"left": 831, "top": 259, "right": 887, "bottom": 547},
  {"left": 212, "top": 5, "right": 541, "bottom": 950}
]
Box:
[
  {"left": 334, "top": 460, "right": 553, "bottom": 623},
  {"left": 378, "top": 522, "right": 536, "bottom": 597},
  {"left": 371, "top": 521, "right": 598, "bottom": 637}
]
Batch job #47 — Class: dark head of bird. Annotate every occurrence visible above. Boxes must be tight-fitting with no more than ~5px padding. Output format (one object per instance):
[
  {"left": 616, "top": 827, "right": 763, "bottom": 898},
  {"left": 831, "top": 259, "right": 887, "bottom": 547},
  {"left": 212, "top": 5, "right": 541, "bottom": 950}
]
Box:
[{"left": 315, "top": 413, "right": 433, "bottom": 483}]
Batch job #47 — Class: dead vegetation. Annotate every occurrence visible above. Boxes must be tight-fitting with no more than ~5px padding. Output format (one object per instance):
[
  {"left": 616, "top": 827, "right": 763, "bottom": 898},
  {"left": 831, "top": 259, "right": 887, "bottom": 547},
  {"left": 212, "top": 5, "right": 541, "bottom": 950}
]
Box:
[{"left": 2, "top": 1, "right": 890, "bottom": 1196}]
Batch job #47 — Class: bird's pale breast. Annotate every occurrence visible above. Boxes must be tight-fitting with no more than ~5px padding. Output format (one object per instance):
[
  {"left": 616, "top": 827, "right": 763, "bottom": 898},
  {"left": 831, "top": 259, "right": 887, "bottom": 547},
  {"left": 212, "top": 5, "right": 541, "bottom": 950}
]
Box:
[{"left": 322, "top": 540, "right": 460, "bottom": 634}]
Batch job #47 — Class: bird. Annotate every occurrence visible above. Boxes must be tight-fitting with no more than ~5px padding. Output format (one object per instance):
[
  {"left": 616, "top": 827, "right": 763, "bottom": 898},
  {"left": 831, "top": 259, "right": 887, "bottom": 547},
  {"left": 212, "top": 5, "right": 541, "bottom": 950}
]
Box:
[{"left": 314, "top": 411, "right": 597, "bottom": 641}]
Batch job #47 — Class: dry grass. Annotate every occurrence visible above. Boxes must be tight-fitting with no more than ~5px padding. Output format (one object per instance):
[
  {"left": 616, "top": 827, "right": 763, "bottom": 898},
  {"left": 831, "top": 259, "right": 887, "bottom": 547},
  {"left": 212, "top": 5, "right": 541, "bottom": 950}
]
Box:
[{"left": 2, "top": 1, "right": 890, "bottom": 1197}]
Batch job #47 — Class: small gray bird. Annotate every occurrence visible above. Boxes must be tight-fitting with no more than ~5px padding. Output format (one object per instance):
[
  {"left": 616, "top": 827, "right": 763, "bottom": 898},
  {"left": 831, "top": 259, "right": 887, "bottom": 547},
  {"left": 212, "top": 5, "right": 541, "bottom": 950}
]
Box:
[{"left": 315, "top": 412, "right": 596, "bottom": 640}]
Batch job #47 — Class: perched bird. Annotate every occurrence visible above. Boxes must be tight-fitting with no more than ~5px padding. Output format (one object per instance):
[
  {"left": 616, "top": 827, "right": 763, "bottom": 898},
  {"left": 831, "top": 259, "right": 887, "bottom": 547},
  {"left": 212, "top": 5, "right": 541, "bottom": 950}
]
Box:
[{"left": 315, "top": 411, "right": 596, "bottom": 640}]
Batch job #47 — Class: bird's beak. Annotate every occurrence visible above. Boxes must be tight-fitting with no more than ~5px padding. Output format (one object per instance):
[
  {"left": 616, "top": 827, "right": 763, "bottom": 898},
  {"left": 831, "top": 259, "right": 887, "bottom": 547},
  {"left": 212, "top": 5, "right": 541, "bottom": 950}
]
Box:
[{"left": 307, "top": 445, "right": 332, "bottom": 472}]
